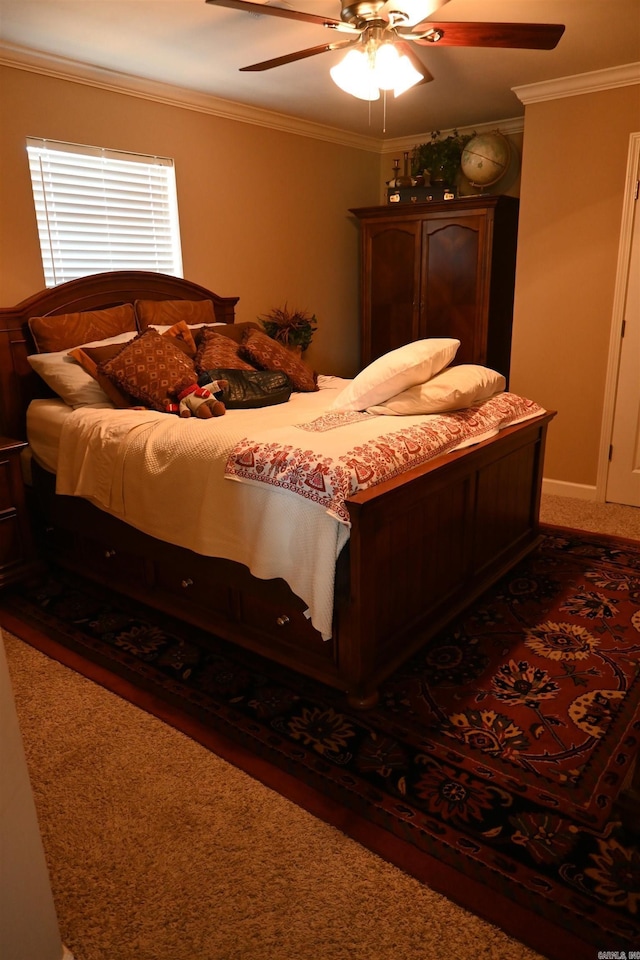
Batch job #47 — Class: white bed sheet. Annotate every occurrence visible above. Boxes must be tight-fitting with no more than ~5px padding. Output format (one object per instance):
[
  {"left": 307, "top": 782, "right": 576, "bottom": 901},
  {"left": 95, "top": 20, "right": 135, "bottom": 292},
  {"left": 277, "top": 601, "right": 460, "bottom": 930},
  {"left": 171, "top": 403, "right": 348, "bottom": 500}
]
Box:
[{"left": 27, "top": 397, "right": 102, "bottom": 474}]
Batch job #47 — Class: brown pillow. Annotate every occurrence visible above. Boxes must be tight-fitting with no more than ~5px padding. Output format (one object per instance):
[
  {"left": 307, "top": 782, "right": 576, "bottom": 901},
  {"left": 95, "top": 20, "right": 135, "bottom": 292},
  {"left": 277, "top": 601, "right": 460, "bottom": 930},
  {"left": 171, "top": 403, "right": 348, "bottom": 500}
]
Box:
[
  {"left": 197, "top": 321, "right": 261, "bottom": 345},
  {"left": 163, "top": 320, "right": 197, "bottom": 357},
  {"left": 68, "top": 343, "right": 137, "bottom": 408},
  {"left": 99, "top": 329, "right": 197, "bottom": 411},
  {"left": 240, "top": 329, "right": 317, "bottom": 392},
  {"left": 29, "top": 303, "right": 136, "bottom": 353},
  {"left": 135, "top": 299, "right": 216, "bottom": 330},
  {"left": 194, "top": 328, "right": 256, "bottom": 373}
]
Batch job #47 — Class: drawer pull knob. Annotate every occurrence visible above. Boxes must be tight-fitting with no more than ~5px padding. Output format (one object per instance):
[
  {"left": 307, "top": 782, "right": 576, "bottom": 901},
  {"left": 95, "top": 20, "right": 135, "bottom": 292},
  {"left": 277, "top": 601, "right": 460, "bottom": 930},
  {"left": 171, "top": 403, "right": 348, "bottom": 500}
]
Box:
[
  {"left": 104, "top": 548, "right": 116, "bottom": 558},
  {"left": 276, "top": 615, "right": 290, "bottom": 627},
  {"left": 181, "top": 578, "right": 194, "bottom": 588}
]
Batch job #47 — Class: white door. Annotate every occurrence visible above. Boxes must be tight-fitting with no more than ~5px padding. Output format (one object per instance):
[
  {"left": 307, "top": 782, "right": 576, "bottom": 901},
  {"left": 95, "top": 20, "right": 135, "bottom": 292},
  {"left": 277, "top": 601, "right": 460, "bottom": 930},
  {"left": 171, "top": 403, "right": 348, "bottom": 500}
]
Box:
[{"left": 605, "top": 143, "right": 640, "bottom": 507}]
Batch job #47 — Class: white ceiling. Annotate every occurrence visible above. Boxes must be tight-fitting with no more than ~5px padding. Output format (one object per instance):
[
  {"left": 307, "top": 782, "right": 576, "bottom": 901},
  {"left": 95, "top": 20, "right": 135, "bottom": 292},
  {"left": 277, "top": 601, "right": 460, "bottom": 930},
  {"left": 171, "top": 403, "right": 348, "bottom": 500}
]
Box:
[{"left": 1, "top": 0, "right": 639, "bottom": 140}]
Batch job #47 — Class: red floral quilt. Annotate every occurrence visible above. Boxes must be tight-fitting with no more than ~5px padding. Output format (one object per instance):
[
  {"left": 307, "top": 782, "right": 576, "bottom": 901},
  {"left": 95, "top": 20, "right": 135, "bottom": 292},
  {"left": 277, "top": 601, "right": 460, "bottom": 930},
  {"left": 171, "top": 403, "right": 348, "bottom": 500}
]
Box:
[{"left": 225, "top": 392, "right": 545, "bottom": 524}]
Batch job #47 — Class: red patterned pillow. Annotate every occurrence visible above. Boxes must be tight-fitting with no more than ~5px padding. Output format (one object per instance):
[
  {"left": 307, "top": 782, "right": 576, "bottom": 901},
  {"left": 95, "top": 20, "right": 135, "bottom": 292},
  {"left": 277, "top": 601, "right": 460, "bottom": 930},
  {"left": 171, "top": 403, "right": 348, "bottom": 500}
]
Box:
[
  {"left": 99, "top": 329, "right": 197, "bottom": 411},
  {"left": 240, "top": 329, "right": 317, "bottom": 392},
  {"left": 196, "top": 321, "right": 261, "bottom": 345},
  {"left": 68, "top": 342, "right": 138, "bottom": 408},
  {"left": 194, "top": 328, "right": 256, "bottom": 373},
  {"left": 163, "top": 320, "right": 197, "bottom": 357}
]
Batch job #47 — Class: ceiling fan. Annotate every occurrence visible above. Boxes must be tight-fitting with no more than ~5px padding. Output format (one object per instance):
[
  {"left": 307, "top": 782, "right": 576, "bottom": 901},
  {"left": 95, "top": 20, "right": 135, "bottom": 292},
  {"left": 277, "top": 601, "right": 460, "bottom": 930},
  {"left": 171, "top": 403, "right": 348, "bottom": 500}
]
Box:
[{"left": 204, "top": 1, "right": 565, "bottom": 100}]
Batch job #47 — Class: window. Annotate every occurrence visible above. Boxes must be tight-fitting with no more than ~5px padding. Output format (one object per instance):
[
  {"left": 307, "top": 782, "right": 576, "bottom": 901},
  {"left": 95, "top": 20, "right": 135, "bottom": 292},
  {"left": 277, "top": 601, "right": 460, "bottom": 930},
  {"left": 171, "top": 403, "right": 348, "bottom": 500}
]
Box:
[{"left": 26, "top": 138, "right": 183, "bottom": 287}]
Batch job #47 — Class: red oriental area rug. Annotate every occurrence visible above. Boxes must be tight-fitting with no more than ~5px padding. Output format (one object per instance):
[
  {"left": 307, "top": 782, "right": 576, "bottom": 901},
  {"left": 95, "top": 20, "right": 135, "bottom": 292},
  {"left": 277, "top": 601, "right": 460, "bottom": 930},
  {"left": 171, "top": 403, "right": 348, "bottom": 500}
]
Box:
[{"left": 1, "top": 526, "right": 639, "bottom": 960}]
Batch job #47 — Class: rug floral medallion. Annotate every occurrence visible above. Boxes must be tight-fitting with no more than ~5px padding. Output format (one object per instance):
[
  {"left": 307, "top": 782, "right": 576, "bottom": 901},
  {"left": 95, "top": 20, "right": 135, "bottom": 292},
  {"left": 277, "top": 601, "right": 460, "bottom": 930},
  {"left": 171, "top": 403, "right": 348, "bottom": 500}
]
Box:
[{"left": 3, "top": 528, "right": 639, "bottom": 958}]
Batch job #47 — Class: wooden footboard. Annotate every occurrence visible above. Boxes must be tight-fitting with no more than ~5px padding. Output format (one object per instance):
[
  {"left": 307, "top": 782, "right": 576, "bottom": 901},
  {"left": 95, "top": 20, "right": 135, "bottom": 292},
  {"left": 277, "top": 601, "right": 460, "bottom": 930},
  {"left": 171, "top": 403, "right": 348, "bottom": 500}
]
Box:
[
  {"left": 29, "top": 411, "right": 553, "bottom": 708},
  {"left": 338, "top": 411, "right": 554, "bottom": 706}
]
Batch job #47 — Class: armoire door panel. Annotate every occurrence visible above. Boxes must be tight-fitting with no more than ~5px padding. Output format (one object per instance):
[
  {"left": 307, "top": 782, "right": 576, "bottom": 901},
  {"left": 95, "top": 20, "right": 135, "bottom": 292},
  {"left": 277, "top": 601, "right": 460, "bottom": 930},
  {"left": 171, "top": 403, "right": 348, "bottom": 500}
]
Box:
[
  {"left": 362, "top": 222, "right": 421, "bottom": 363},
  {"left": 422, "top": 216, "right": 489, "bottom": 364}
]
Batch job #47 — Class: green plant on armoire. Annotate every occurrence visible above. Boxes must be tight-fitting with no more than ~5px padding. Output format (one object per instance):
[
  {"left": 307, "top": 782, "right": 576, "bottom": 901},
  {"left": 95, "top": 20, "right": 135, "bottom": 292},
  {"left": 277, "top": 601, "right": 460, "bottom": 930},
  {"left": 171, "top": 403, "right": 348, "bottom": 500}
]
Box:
[{"left": 412, "top": 130, "right": 474, "bottom": 187}]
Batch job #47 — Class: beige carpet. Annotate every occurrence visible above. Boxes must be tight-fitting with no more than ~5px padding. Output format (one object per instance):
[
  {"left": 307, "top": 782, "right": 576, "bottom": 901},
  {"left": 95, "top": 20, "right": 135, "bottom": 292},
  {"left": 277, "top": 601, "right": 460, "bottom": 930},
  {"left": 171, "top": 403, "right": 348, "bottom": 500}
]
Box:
[{"left": 4, "top": 495, "right": 639, "bottom": 960}]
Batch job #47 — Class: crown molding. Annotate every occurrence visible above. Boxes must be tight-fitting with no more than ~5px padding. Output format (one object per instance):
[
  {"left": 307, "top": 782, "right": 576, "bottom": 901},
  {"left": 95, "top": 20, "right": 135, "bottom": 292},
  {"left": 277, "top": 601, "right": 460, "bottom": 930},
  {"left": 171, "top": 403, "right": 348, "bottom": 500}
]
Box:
[
  {"left": 383, "top": 116, "right": 525, "bottom": 155},
  {"left": 6, "top": 40, "right": 635, "bottom": 153},
  {"left": 0, "top": 41, "right": 382, "bottom": 153},
  {"left": 513, "top": 61, "right": 640, "bottom": 105}
]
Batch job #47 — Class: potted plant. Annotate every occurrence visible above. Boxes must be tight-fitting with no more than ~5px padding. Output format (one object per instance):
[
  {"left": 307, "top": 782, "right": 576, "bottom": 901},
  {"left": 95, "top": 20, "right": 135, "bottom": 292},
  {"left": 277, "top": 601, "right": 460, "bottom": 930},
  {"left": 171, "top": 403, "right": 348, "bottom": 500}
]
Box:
[
  {"left": 259, "top": 304, "right": 318, "bottom": 354},
  {"left": 411, "top": 129, "right": 474, "bottom": 187}
]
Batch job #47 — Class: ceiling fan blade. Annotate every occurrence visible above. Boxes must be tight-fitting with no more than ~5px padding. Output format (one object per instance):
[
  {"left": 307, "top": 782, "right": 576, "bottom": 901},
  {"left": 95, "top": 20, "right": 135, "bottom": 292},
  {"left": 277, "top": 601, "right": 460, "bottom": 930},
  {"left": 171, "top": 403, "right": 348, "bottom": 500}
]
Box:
[
  {"left": 205, "top": 0, "right": 357, "bottom": 32},
  {"left": 395, "top": 41, "right": 433, "bottom": 85},
  {"left": 412, "top": 22, "right": 565, "bottom": 49},
  {"left": 381, "top": 0, "right": 451, "bottom": 27},
  {"left": 239, "top": 38, "right": 359, "bottom": 72}
]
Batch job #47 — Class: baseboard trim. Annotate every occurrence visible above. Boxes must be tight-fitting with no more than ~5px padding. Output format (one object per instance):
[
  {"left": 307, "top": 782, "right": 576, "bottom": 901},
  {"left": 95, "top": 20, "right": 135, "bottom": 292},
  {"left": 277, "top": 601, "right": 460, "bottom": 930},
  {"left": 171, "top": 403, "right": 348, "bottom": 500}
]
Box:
[{"left": 542, "top": 478, "right": 597, "bottom": 500}]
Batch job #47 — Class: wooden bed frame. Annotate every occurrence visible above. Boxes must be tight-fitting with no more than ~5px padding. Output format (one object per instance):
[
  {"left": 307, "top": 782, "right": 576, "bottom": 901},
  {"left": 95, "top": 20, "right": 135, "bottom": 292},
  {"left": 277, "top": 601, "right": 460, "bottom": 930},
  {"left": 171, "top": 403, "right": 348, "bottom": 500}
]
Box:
[{"left": 0, "top": 271, "right": 554, "bottom": 708}]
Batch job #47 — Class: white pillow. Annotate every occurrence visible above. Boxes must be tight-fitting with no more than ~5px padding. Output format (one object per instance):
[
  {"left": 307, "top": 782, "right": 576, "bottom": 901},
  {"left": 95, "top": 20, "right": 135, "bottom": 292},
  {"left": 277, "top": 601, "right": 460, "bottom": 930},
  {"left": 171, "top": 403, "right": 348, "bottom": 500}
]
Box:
[
  {"left": 28, "top": 332, "right": 135, "bottom": 408},
  {"left": 148, "top": 322, "right": 220, "bottom": 333},
  {"left": 368, "top": 364, "right": 506, "bottom": 416},
  {"left": 331, "top": 339, "right": 460, "bottom": 412}
]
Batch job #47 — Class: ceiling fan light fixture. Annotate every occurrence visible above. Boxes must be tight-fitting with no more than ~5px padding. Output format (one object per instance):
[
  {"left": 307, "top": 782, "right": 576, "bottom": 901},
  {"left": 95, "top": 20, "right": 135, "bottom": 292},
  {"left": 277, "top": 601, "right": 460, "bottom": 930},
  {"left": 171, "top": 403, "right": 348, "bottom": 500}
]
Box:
[
  {"left": 331, "top": 35, "right": 422, "bottom": 100},
  {"left": 330, "top": 48, "right": 380, "bottom": 100}
]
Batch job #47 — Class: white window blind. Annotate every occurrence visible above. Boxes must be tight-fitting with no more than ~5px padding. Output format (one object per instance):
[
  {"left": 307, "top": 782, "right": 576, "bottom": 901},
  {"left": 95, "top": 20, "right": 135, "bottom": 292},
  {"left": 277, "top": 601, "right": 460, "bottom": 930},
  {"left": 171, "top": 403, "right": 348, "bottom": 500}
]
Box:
[{"left": 26, "top": 138, "right": 183, "bottom": 287}]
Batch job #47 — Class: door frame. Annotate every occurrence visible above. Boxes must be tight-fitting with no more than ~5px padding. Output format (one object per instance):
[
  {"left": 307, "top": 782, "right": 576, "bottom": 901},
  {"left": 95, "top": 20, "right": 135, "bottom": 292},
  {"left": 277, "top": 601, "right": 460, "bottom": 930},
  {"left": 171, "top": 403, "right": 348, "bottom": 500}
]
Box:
[{"left": 596, "top": 131, "right": 640, "bottom": 501}]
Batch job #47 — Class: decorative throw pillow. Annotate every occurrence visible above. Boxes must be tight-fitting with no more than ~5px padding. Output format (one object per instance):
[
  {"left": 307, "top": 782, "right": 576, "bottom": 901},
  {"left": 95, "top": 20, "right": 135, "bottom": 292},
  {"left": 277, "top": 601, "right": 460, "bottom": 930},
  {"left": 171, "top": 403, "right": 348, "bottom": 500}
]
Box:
[
  {"left": 28, "top": 332, "right": 136, "bottom": 407},
  {"left": 29, "top": 303, "right": 137, "bottom": 354},
  {"left": 239, "top": 328, "right": 318, "bottom": 393},
  {"left": 134, "top": 299, "right": 216, "bottom": 330},
  {"left": 368, "top": 364, "right": 506, "bottom": 415},
  {"left": 68, "top": 323, "right": 197, "bottom": 407},
  {"left": 99, "top": 329, "right": 197, "bottom": 411},
  {"left": 197, "top": 321, "right": 262, "bottom": 345},
  {"left": 68, "top": 342, "right": 139, "bottom": 408},
  {"left": 194, "top": 328, "right": 256, "bottom": 373},
  {"left": 331, "top": 338, "right": 460, "bottom": 411},
  {"left": 162, "top": 320, "right": 197, "bottom": 357}
]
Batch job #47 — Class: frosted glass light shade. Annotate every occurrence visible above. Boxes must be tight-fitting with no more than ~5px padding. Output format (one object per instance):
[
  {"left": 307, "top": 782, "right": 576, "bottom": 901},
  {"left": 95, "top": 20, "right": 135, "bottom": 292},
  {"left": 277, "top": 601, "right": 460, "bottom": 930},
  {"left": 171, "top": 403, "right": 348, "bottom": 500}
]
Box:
[
  {"left": 330, "top": 49, "right": 380, "bottom": 101},
  {"left": 330, "top": 42, "right": 423, "bottom": 100},
  {"left": 373, "top": 43, "right": 401, "bottom": 90},
  {"left": 392, "top": 54, "right": 423, "bottom": 96}
]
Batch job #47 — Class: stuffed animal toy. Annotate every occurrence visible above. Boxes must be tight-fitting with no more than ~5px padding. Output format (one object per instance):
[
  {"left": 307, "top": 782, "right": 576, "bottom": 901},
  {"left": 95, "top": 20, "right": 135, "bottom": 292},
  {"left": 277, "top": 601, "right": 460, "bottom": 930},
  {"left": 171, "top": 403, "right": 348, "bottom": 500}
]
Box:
[{"left": 177, "top": 380, "right": 228, "bottom": 419}]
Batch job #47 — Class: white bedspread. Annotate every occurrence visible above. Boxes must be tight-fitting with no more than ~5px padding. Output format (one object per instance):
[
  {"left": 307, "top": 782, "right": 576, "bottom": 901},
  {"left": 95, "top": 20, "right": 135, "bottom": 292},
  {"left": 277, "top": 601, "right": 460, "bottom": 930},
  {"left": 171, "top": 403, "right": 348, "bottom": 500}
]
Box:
[
  {"left": 55, "top": 378, "right": 351, "bottom": 640},
  {"left": 51, "top": 378, "right": 545, "bottom": 641}
]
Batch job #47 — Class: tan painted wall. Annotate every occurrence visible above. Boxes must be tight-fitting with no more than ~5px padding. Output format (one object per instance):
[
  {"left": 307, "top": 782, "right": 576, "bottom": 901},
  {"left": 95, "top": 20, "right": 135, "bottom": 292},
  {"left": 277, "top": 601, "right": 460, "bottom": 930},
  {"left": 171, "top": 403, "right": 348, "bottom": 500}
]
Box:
[
  {"left": 510, "top": 84, "right": 640, "bottom": 487},
  {"left": 0, "top": 65, "right": 381, "bottom": 377},
  {"left": 2, "top": 64, "right": 638, "bottom": 488}
]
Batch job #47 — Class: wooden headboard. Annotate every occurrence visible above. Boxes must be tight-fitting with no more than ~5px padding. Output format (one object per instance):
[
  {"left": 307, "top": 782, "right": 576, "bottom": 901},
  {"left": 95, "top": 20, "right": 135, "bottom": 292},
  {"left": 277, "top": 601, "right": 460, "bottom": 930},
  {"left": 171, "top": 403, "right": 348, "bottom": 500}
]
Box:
[{"left": 0, "top": 271, "right": 239, "bottom": 440}]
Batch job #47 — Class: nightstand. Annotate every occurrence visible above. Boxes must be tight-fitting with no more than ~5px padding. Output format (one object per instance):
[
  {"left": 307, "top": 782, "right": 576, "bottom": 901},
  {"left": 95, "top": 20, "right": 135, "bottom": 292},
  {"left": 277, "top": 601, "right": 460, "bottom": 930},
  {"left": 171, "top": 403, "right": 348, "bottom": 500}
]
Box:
[{"left": 0, "top": 437, "right": 38, "bottom": 588}]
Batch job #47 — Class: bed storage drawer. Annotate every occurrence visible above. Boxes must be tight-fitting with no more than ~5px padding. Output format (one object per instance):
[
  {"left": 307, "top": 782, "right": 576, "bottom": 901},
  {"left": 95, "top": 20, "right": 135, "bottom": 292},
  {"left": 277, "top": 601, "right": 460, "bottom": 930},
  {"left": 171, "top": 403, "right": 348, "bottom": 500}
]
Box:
[
  {"left": 236, "top": 579, "right": 334, "bottom": 661},
  {"left": 80, "top": 534, "right": 148, "bottom": 586},
  {"left": 153, "top": 556, "right": 234, "bottom": 620}
]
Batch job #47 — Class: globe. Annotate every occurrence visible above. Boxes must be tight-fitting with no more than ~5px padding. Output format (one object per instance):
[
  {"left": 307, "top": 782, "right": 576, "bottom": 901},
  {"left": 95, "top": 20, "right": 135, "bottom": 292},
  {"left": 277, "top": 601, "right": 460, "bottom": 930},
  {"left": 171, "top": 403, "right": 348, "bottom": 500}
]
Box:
[{"left": 461, "top": 133, "right": 511, "bottom": 188}]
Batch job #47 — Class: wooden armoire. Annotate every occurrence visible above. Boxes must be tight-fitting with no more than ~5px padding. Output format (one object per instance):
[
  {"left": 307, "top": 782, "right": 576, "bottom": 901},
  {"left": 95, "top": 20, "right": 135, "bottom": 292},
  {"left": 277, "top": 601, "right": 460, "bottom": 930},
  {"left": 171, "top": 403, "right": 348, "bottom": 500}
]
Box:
[{"left": 350, "top": 195, "right": 519, "bottom": 382}]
